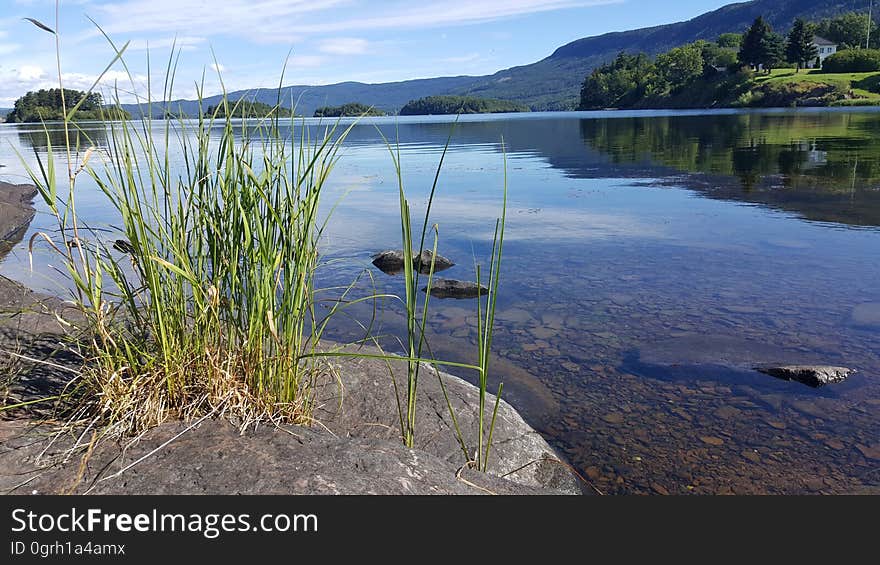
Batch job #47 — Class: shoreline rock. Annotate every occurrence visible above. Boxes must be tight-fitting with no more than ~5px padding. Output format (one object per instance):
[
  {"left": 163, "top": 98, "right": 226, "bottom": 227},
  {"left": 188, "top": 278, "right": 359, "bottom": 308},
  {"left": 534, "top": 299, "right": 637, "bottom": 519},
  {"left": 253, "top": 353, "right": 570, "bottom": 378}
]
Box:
[
  {"left": 0, "top": 346, "right": 584, "bottom": 494},
  {"left": 0, "top": 182, "right": 37, "bottom": 250}
]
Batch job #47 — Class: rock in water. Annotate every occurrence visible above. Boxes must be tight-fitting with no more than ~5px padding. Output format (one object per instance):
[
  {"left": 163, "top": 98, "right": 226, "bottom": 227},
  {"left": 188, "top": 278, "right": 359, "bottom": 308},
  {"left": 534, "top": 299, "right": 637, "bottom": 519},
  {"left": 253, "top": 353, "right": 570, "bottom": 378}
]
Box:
[
  {"left": 423, "top": 279, "right": 488, "bottom": 299},
  {"left": 755, "top": 365, "right": 854, "bottom": 388},
  {"left": 371, "top": 249, "right": 454, "bottom": 275},
  {"left": 413, "top": 250, "right": 455, "bottom": 274},
  {"left": 371, "top": 250, "right": 405, "bottom": 274},
  {"left": 113, "top": 239, "right": 136, "bottom": 254}
]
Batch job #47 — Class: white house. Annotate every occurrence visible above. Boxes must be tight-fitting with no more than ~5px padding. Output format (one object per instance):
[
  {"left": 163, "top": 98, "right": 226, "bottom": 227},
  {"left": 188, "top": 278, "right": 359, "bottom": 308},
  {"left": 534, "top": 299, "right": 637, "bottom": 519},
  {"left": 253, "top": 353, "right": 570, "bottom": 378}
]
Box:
[{"left": 810, "top": 36, "right": 838, "bottom": 68}]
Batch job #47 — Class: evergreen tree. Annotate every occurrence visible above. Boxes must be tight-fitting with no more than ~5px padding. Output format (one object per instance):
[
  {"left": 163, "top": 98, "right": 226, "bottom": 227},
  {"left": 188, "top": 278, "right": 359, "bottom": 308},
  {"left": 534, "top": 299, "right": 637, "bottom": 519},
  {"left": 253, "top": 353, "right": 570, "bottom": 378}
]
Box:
[
  {"left": 786, "top": 19, "right": 818, "bottom": 71},
  {"left": 739, "top": 17, "right": 772, "bottom": 70},
  {"left": 761, "top": 32, "right": 786, "bottom": 72}
]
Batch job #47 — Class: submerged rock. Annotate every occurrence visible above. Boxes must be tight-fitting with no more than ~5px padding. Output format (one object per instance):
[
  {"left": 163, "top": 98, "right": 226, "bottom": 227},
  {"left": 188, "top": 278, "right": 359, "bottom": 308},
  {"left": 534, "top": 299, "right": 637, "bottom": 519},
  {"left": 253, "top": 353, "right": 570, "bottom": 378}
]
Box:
[
  {"left": 371, "top": 249, "right": 455, "bottom": 275},
  {"left": 423, "top": 279, "right": 488, "bottom": 299},
  {"left": 755, "top": 365, "right": 854, "bottom": 388},
  {"left": 414, "top": 250, "right": 455, "bottom": 274}
]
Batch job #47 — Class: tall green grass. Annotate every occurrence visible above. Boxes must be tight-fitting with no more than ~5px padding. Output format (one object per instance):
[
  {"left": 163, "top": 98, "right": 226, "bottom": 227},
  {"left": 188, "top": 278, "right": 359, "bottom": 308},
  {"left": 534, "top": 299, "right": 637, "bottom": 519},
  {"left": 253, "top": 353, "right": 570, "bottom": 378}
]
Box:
[
  {"left": 21, "top": 16, "right": 359, "bottom": 434},
  {"left": 377, "top": 128, "right": 508, "bottom": 470}
]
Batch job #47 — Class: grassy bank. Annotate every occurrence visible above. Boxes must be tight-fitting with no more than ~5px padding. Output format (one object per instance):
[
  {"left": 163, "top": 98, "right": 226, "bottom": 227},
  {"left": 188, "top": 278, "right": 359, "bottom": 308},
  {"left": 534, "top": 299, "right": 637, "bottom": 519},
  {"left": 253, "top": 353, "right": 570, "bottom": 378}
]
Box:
[
  {"left": 620, "top": 68, "right": 880, "bottom": 110},
  {"left": 749, "top": 69, "right": 880, "bottom": 106}
]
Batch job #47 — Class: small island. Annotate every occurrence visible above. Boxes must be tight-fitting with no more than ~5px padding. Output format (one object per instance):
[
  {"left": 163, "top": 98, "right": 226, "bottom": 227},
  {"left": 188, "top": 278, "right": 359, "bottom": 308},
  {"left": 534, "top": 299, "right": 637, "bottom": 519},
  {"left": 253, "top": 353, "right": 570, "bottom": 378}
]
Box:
[
  {"left": 6, "top": 88, "right": 130, "bottom": 122},
  {"left": 399, "top": 95, "right": 530, "bottom": 115},
  {"left": 313, "top": 102, "right": 385, "bottom": 117},
  {"left": 205, "top": 100, "right": 292, "bottom": 118}
]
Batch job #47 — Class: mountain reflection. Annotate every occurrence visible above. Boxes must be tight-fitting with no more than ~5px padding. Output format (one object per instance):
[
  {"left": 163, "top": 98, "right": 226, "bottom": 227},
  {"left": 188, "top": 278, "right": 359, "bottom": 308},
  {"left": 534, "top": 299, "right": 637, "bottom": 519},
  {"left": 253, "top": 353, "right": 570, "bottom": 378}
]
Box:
[{"left": 12, "top": 110, "right": 880, "bottom": 227}]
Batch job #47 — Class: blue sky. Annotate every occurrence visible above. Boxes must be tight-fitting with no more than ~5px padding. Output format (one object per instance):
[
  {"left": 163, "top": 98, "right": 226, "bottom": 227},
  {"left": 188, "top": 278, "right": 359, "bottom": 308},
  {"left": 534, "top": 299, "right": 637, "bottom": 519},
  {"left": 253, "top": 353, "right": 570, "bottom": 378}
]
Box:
[{"left": 0, "top": 0, "right": 734, "bottom": 106}]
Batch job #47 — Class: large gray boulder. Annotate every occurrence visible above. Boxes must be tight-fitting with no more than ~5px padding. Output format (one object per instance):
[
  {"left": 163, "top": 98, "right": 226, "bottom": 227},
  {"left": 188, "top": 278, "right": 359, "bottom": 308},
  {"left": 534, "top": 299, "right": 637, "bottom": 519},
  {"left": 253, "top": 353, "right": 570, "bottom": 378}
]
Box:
[
  {"left": 0, "top": 343, "right": 583, "bottom": 495},
  {"left": 0, "top": 421, "right": 553, "bottom": 495},
  {"left": 313, "top": 345, "right": 584, "bottom": 494}
]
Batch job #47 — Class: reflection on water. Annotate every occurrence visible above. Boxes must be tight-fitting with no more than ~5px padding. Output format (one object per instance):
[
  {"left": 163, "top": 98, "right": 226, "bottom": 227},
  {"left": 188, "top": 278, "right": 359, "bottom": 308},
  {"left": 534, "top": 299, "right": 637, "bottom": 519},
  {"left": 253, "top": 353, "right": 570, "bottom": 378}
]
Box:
[{"left": 1, "top": 109, "right": 879, "bottom": 494}]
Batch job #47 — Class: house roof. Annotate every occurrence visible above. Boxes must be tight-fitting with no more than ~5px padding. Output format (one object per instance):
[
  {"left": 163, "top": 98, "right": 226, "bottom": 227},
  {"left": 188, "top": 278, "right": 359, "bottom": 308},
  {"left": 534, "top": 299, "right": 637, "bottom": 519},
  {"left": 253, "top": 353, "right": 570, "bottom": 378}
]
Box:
[{"left": 813, "top": 36, "right": 837, "bottom": 46}]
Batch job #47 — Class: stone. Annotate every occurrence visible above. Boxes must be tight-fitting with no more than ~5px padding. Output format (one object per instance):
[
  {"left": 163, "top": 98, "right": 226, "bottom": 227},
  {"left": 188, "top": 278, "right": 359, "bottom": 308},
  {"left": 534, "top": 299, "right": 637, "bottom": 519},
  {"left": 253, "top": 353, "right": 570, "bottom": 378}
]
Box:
[
  {"left": 824, "top": 438, "right": 845, "bottom": 451},
  {"left": 755, "top": 365, "right": 853, "bottom": 388},
  {"left": 311, "top": 345, "right": 585, "bottom": 494},
  {"left": 0, "top": 182, "right": 37, "bottom": 247},
  {"left": 601, "top": 413, "right": 625, "bottom": 425},
  {"left": 371, "top": 249, "right": 455, "bottom": 276},
  {"left": 0, "top": 421, "right": 555, "bottom": 495},
  {"left": 856, "top": 444, "right": 880, "bottom": 461},
  {"left": 422, "top": 279, "right": 488, "bottom": 299},
  {"left": 113, "top": 239, "right": 136, "bottom": 254},
  {"left": 651, "top": 483, "right": 670, "bottom": 495},
  {"left": 700, "top": 436, "right": 725, "bottom": 447}
]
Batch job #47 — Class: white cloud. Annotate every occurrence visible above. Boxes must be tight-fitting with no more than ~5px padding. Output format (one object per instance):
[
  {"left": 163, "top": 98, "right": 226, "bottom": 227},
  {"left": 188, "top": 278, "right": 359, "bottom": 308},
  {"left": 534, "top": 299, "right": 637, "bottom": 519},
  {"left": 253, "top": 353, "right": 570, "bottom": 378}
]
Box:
[
  {"left": 286, "top": 54, "right": 325, "bottom": 68},
  {"left": 317, "top": 37, "right": 369, "bottom": 55},
  {"left": 0, "top": 64, "right": 149, "bottom": 105},
  {"left": 210, "top": 63, "right": 225, "bottom": 73},
  {"left": 0, "top": 43, "right": 21, "bottom": 55},
  {"left": 17, "top": 65, "right": 45, "bottom": 81}
]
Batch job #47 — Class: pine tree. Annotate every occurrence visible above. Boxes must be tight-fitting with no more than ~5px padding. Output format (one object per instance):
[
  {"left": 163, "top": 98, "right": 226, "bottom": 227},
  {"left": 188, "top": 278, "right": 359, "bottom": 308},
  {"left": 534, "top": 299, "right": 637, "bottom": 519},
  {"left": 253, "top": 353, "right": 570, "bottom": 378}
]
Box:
[
  {"left": 739, "top": 17, "right": 772, "bottom": 70},
  {"left": 761, "top": 32, "right": 786, "bottom": 72},
  {"left": 786, "top": 19, "right": 819, "bottom": 71}
]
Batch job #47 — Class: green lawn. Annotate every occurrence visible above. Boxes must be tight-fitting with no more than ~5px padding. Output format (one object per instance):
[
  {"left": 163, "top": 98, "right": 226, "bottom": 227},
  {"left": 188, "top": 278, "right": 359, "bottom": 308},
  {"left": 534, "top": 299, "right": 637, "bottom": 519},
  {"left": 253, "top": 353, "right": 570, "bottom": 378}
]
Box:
[{"left": 751, "top": 69, "right": 880, "bottom": 105}]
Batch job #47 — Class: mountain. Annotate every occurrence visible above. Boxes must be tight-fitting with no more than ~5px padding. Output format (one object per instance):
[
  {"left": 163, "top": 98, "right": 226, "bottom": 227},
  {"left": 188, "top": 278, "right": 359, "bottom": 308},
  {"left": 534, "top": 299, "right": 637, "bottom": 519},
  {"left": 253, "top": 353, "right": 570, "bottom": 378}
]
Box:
[
  {"left": 451, "top": 0, "right": 861, "bottom": 109},
  {"left": 122, "top": 0, "right": 864, "bottom": 117},
  {"left": 124, "top": 76, "right": 481, "bottom": 119}
]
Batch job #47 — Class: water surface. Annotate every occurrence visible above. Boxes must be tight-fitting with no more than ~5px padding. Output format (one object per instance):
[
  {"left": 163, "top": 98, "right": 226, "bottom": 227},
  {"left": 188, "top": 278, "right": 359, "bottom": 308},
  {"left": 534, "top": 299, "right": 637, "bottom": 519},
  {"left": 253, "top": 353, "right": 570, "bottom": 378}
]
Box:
[{"left": 2, "top": 109, "right": 878, "bottom": 494}]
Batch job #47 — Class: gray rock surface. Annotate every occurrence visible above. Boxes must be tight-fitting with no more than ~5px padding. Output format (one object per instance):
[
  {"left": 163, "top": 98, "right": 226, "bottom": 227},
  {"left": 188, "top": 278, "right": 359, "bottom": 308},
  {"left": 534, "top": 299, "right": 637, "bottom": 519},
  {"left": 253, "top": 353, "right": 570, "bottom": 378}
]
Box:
[
  {"left": 755, "top": 365, "right": 854, "bottom": 388},
  {"left": 0, "top": 342, "right": 583, "bottom": 495},
  {"left": 0, "top": 420, "right": 554, "bottom": 495},
  {"left": 313, "top": 345, "right": 584, "bottom": 494},
  {"left": 423, "top": 279, "right": 488, "bottom": 299},
  {"left": 0, "top": 182, "right": 36, "bottom": 250}
]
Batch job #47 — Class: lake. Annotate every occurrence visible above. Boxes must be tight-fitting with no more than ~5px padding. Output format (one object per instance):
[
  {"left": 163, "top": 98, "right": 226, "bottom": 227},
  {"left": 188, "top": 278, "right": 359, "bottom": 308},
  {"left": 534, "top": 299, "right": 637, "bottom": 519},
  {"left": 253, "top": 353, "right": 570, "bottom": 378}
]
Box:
[{"left": 2, "top": 109, "right": 879, "bottom": 494}]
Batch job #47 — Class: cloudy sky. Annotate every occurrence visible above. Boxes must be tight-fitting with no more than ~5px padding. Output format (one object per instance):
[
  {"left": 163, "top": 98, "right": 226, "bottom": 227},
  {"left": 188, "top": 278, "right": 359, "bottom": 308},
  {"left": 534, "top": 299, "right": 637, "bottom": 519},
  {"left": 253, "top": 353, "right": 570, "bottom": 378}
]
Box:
[{"left": 0, "top": 0, "right": 731, "bottom": 106}]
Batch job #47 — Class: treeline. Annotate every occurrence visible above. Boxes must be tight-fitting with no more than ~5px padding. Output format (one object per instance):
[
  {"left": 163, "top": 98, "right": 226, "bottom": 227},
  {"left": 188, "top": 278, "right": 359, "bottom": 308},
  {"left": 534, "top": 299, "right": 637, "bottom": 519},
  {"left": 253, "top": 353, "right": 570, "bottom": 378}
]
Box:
[
  {"left": 7, "top": 88, "right": 129, "bottom": 122},
  {"left": 205, "top": 100, "right": 292, "bottom": 118},
  {"left": 399, "top": 95, "right": 529, "bottom": 115},
  {"left": 579, "top": 10, "right": 880, "bottom": 110},
  {"left": 313, "top": 103, "right": 385, "bottom": 117},
  {"left": 578, "top": 42, "right": 739, "bottom": 109}
]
